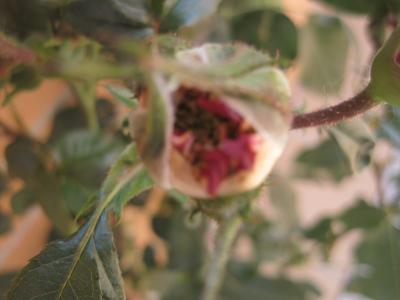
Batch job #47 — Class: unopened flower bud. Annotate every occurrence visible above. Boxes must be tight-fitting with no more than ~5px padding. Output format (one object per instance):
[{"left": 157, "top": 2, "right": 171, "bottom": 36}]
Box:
[{"left": 131, "top": 44, "right": 291, "bottom": 199}]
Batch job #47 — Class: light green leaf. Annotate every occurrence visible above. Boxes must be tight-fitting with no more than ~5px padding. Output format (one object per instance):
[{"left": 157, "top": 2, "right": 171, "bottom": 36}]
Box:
[
  {"left": 230, "top": 9, "right": 298, "bottom": 61},
  {"left": 295, "top": 138, "right": 353, "bottom": 182},
  {"left": 379, "top": 105, "right": 400, "bottom": 148},
  {"left": 300, "top": 15, "right": 351, "bottom": 94},
  {"left": 101, "top": 143, "right": 153, "bottom": 216},
  {"left": 106, "top": 84, "right": 137, "bottom": 108},
  {"left": 327, "top": 119, "right": 375, "bottom": 172},
  {"left": 347, "top": 222, "right": 400, "bottom": 300},
  {"left": 368, "top": 26, "right": 400, "bottom": 105}
]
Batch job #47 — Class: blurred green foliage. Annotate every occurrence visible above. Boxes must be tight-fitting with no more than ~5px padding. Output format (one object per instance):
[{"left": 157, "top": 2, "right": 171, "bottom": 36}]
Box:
[{"left": 0, "top": 0, "right": 399, "bottom": 299}]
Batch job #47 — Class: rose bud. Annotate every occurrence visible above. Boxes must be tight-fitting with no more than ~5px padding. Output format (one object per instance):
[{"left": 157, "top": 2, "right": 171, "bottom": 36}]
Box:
[{"left": 131, "top": 43, "right": 291, "bottom": 199}]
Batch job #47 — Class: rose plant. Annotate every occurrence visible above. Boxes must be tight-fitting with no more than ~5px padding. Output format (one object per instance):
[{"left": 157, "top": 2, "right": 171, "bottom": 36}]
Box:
[{"left": 0, "top": 1, "right": 400, "bottom": 300}]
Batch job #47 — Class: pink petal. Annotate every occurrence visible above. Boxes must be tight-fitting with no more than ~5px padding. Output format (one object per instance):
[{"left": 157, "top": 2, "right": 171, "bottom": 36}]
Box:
[
  {"left": 172, "top": 130, "right": 194, "bottom": 155},
  {"left": 200, "top": 150, "right": 230, "bottom": 195}
]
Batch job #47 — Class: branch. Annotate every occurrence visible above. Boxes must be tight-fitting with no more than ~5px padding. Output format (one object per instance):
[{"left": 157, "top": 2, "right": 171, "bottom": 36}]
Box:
[
  {"left": 291, "top": 89, "right": 377, "bottom": 130},
  {"left": 201, "top": 215, "right": 242, "bottom": 300}
]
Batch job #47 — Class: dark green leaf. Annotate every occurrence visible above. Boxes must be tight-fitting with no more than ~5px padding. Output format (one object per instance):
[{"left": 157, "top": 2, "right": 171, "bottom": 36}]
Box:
[
  {"left": 299, "top": 15, "right": 350, "bottom": 94},
  {"left": 339, "top": 199, "right": 385, "bottom": 231},
  {"left": 5, "top": 137, "right": 40, "bottom": 181},
  {"left": 0, "top": 272, "right": 17, "bottom": 297},
  {"left": 147, "top": 0, "right": 166, "bottom": 18},
  {"left": 7, "top": 213, "right": 125, "bottom": 300},
  {"left": 230, "top": 10, "right": 298, "bottom": 61},
  {"left": 0, "top": 212, "right": 11, "bottom": 235},
  {"left": 49, "top": 107, "right": 87, "bottom": 142},
  {"left": 59, "top": 179, "right": 95, "bottom": 214},
  {"left": 0, "top": 0, "right": 51, "bottom": 37},
  {"left": 221, "top": 269, "right": 320, "bottom": 300},
  {"left": 160, "top": 0, "right": 222, "bottom": 32},
  {"left": 11, "top": 186, "right": 36, "bottom": 214},
  {"left": 0, "top": 172, "right": 7, "bottom": 194},
  {"left": 65, "top": 0, "right": 153, "bottom": 39},
  {"left": 7, "top": 143, "right": 151, "bottom": 300},
  {"left": 295, "top": 138, "right": 352, "bottom": 182},
  {"left": 303, "top": 217, "right": 335, "bottom": 244},
  {"left": 52, "top": 130, "right": 123, "bottom": 186},
  {"left": 347, "top": 223, "right": 400, "bottom": 300}
]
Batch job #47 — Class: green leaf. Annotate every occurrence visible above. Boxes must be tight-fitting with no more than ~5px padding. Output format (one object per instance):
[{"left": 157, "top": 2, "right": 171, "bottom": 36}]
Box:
[
  {"left": 65, "top": 0, "right": 153, "bottom": 39},
  {"left": 0, "top": 171, "right": 7, "bottom": 195},
  {"left": 379, "top": 105, "right": 400, "bottom": 148},
  {"left": 160, "top": 0, "right": 222, "bottom": 32},
  {"left": 268, "top": 178, "right": 299, "bottom": 229},
  {"left": 0, "top": 0, "right": 51, "bottom": 37},
  {"left": 101, "top": 143, "right": 153, "bottom": 216},
  {"left": 303, "top": 217, "right": 335, "bottom": 244},
  {"left": 230, "top": 10, "right": 298, "bottom": 61},
  {"left": 106, "top": 84, "right": 137, "bottom": 108},
  {"left": 221, "top": 269, "right": 320, "bottom": 300},
  {"left": 59, "top": 179, "right": 95, "bottom": 214},
  {"left": 0, "top": 212, "right": 11, "bottom": 235},
  {"left": 11, "top": 186, "right": 36, "bottom": 214},
  {"left": 347, "top": 222, "right": 400, "bottom": 300},
  {"left": 7, "top": 143, "right": 152, "bottom": 299},
  {"left": 299, "top": 15, "right": 350, "bottom": 94},
  {"left": 5, "top": 137, "right": 40, "bottom": 181},
  {"left": 220, "top": 0, "right": 282, "bottom": 17},
  {"left": 7, "top": 213, "right": 125, "bottom": 300},
  {"left": 327, "top": 119, "right": 375, "bottom": 173},
  {"left": 52, "top": 129, "right": 123, "bottom": 186},
  {"left": 368, "top": 26, "right": 400, "bottom": 105},
  {"left": 147, "top": 0, "right": 166, "bottom": 18},
  {"left": 339, "top": 199, "right": 385, "bottom": 231},
  {"left": 295, "top": 138, "right": 352, "bottom": 182},
  {"left": 168, "top": 189, "right": 191, "bottom": 203}
]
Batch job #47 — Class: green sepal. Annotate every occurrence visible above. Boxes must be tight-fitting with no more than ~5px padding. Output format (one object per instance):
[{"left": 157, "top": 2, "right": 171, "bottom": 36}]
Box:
[{"left": 368, "top": 26, "right": 400, "bottom": 105}]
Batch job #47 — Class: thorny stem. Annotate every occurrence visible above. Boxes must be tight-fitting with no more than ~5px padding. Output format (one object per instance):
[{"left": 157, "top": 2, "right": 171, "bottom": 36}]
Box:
[
  {"left": 291, "top": 89, "right": 377, "bottom": 130},
  {"left": 201, "top": 214, "right": 242, "bottom": 300}
]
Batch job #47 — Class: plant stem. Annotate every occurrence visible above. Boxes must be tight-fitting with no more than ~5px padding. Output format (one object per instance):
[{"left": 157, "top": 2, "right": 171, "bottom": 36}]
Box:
[
  {"left": 291, "top": 89, "right": 377, "bottom": 130},
  {"left": 201, "top": 214, "right": 242, "bottom": 300},
  {"left": 72, "top": 82, "right": 99, "bottom": 132}
]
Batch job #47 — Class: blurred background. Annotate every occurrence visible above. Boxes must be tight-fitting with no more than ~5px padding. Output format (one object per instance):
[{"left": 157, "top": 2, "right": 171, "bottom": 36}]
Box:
[{"left": 1, "top": 0, "right": 400, "bottom": 299}]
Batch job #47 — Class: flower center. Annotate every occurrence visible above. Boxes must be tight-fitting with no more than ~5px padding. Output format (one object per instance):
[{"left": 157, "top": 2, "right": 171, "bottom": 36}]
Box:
[{"left": 172, "top": 86, "right": 258, "bottom": 196}]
